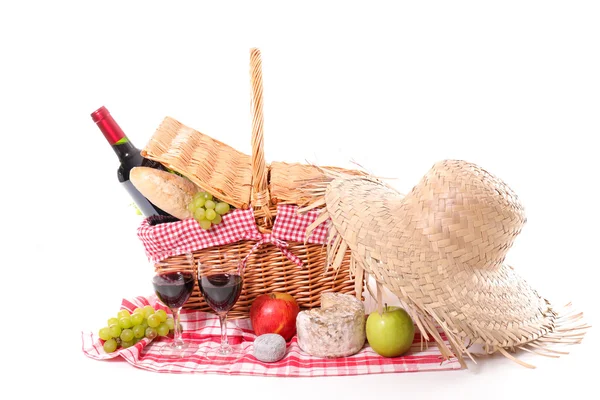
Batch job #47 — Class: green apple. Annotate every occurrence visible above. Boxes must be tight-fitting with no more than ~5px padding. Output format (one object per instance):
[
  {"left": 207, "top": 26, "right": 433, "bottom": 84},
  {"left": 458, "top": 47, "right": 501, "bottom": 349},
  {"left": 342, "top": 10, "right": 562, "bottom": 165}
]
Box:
[{"left": 366, "top": 305, "right": 415, "bottom": 357}]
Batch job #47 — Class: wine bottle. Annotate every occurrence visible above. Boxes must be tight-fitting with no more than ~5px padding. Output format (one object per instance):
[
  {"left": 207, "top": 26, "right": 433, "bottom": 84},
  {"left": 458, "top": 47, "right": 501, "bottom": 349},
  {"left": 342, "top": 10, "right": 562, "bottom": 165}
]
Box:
[{"left": 91, "top": 106, "right": 172, "bottom": 218}]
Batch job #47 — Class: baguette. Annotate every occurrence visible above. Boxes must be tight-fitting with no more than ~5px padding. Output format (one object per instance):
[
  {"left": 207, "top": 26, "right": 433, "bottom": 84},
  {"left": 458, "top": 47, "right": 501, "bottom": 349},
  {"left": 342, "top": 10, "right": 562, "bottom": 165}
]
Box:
[{"left": 130, "top": 167, "right": 198, "bottom": 220}]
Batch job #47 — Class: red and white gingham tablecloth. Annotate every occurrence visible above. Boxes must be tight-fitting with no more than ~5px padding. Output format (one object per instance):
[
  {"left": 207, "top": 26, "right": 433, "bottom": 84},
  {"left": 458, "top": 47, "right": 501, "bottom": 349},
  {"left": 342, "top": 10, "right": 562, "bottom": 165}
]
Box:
[{"left": 82, "top": 296, "right": 462, "bottom": 376}]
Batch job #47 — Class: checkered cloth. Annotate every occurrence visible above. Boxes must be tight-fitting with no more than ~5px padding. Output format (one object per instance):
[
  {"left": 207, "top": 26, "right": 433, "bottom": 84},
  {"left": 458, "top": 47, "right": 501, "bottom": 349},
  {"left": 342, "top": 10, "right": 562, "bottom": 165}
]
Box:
[
  {"left": 81, "top": 296, "right": 462, "bottom": 376},
  {"left": 137, "top": 205, "right": 329, "bottom": 264}
]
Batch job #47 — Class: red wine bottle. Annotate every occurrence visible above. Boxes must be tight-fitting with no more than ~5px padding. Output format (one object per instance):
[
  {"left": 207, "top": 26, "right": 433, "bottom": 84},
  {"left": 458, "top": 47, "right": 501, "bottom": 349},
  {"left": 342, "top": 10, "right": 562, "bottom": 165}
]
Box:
[{"left": 91, "top": 106, "right": 172, "bottom": 218}]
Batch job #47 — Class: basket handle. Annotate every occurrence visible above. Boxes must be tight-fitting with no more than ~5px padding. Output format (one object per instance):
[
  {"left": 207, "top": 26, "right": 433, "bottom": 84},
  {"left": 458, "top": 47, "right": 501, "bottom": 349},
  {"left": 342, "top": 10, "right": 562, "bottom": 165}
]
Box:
[{"left": 250, "top": 48, "right": 273, "bottom": 223}]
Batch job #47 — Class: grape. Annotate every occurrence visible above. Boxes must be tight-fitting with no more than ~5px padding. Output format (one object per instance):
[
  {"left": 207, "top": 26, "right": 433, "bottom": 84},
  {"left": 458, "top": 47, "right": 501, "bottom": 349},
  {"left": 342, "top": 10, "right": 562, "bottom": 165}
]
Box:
[
  {"left": 132, "top": 325, "right": 146, "bottom": 339},
  {"left": 202, "top": 192, "right": 213, "bottom": 201},
  {"left": 119, "top": 316, "right": 132, "bottom": 329},
  {"left": 99, "top": 327, "right": 112, "bottom": 341},
  {"left": 145, "top": 327, "right": 158, "bottom": 339},
  {"left": 157, "top": 323, "right": 170, "bottom": 337},
  {"left": 212, "top": 213, "right": 222, "bottom": 225},
  {"left": 194, "top": 208, "right": 206, "bottom": 221},
  {"left": 193, "top": 192, "right": 207, "bottom": 201},
  {"left": 143, "top": 305, "right": 155, "bottom": 318},
  {"left": 120, "top": 329, "right": 134, "bottom": 342},
  {"left": 130, "top": 313, "right": 144, "bottom": 326},
  {"left": 215, "top": 202, "right": 230, "bottom": 215},
  {"left": 133, "top": 307, "right": 145, "bottom": 315},
  {"left": 188, "top": 202, "right": 196, "bottom": 213},
  {"left": 205, "top": 209, "right": 217, "bottom": 221},
  {"left": 166, "top": 318, "right": 174, "bottom": 330},
  {"left": 193, "top": 196, "right": 206, "bottom": 209},
  {"left": 103, "top": 338, "right": 118, "bottom": 353},
  {"left": 100, "top": 305, "right": 171, "bottom": 352},
  {"left": 204, "top": 200, "right": 216, "bottom": 210},
  {"left": 109, "top": 325, "right": 122, "bottom": 338},
  {"left": 147, "top": 314, "right": 161, "bottom": 328},
  {"left": 199, "top": 220, "right": 212, "bottom": 230},
  {"left": 155, "top": 309, "right": 168, "bottom": 323}
]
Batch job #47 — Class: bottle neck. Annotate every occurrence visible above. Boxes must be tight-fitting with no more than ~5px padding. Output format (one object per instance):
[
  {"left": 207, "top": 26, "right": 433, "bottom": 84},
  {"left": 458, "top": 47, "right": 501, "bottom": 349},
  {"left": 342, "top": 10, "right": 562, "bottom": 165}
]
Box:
[
  {"left": 111, "top": 138, "right": 139, "bottom": 160},
  {"left": 91, "top": 106, "right": 139, "bottom": 161}
]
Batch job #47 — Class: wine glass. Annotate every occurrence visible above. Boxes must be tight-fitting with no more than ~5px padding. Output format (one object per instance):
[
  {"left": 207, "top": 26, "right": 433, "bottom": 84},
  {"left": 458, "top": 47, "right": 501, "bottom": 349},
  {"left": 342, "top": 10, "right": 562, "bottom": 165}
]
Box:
[
  {"left": 197, "top": 258, "right": 244, "bottom": 359},
  {"left": 151, "top": 269, "right": 198, "bottom": 358}
]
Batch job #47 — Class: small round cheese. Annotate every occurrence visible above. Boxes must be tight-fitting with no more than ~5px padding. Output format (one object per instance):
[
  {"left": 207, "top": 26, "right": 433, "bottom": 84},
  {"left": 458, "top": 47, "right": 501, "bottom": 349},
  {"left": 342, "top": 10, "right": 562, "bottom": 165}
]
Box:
[{"left": 253, "top": 333, "right": 287, "bottom": 363}]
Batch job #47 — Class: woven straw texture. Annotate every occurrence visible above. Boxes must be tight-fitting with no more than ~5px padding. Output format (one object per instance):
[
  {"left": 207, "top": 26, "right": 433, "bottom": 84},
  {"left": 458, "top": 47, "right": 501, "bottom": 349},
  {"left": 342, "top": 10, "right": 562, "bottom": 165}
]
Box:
[
  {"left": 270, "top": 161, "right": 367, "bottom": 207},
  {"left": 153, "top": 247, "right": 355, "bottom": 320},
  {"left": 140, "top": 48, "right": 359, "bottom": 318},
  {"left": 304, "top": 160, "right": 588, "bottom": 368},
  {"left": 141, "top": 116, "right": 253, "bottom": 210}
]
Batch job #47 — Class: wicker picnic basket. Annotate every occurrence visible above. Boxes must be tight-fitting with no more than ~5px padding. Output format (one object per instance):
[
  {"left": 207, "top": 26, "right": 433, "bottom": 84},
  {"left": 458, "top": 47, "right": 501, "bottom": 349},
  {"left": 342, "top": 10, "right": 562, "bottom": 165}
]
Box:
[{"left": 140, "top": 48, "right": 363, "bottom": 319}]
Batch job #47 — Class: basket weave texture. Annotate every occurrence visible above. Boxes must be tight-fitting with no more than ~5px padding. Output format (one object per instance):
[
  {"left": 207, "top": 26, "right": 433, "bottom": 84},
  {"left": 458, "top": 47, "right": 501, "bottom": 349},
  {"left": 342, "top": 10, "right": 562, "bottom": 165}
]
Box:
[{"left": 141, "top": 49, "right": 359, "bottom": 319}]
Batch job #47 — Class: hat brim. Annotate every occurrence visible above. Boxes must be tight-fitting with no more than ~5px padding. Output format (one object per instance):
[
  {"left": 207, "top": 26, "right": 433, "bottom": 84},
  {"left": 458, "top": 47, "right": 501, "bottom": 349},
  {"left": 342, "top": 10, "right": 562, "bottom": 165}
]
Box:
[{"left": 309, "top": 162, "right": 587, "bottom": 367}]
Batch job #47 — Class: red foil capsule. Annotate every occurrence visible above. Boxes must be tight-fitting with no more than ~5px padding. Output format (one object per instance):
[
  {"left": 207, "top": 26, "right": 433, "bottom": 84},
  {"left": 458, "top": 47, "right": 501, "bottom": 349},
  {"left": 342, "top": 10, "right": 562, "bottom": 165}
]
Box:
[{"left": 91, "top": 106, "right": 126, "bottom": 145}]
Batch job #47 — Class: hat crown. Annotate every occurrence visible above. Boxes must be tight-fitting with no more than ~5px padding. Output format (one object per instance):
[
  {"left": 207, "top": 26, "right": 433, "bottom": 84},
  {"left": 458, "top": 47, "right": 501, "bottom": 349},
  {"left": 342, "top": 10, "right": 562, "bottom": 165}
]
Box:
[{"left": 403, "top": 160, "right": 526, "bottom": 271}]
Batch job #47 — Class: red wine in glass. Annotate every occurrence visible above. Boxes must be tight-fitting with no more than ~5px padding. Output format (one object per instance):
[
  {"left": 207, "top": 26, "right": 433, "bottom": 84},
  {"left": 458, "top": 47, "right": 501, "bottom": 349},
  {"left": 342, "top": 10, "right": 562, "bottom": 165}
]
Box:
[
  {"left": 152, "top": 271, "right": 197, "bottom": 357},
  {"left": 153, "top": 272, "right": 195, "bottom": 308},
  {"left": 197, "top": 266, "right": 244, "bottom": 357},
  {"left": 198, "top": 274, "right": 243, "bottom": 313}
]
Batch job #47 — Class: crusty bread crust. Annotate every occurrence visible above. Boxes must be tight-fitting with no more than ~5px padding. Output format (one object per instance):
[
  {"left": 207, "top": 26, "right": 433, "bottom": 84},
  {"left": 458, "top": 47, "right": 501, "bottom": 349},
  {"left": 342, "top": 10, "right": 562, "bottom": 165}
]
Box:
[{"left": 130, "top": 167, "right": 197, "bottom": 220}]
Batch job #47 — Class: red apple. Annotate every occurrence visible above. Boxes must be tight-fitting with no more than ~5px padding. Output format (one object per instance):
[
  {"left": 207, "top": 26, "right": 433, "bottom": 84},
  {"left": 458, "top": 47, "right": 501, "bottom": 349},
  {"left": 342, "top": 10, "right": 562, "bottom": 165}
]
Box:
[{"left": 250, "top": 293, "right": 300, "bottom": 341}]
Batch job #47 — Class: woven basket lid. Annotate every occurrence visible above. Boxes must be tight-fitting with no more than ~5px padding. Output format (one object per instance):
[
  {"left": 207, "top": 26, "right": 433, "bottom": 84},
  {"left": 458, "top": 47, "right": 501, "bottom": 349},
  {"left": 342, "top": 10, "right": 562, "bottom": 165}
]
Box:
[{"left": 314, "top": 160, "right": 587, "bottom": 367}]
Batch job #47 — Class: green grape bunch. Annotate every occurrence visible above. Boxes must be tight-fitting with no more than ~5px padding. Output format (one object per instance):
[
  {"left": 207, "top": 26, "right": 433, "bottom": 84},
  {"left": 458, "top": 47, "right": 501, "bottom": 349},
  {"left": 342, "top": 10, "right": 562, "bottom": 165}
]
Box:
[
  {"left": 187, "top": 191, "right": 232, "bottom": 230},
  {"left": 98, "top": 306, "right": 175, "bottom": 353}
]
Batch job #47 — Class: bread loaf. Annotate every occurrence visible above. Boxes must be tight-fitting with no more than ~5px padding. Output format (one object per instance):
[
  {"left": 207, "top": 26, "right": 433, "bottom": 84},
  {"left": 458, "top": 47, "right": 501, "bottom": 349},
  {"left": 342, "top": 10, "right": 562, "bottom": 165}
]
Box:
[
  {"left": 130, "top": 167, "right": 198, "bottom": 220},
  {"left": 296, "top": 292, "right": 366, "bottom": 358}
]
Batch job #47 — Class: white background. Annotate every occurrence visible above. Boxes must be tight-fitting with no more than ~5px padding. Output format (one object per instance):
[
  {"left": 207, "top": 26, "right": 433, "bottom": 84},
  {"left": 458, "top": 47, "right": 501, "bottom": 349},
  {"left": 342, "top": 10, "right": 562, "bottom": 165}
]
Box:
[{"left": 1, "top": 1, "right": 598, "bottom": 398}]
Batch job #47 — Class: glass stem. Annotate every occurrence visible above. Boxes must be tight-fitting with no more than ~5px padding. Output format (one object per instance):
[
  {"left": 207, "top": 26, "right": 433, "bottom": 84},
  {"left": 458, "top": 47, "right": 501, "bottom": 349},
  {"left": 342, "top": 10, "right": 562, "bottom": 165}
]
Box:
[
  {"left": 171, "top": 307, "right": 184, "bottom": 347},
  {"left": 219, "top": 313, "right": 228, "bottom": 349}
]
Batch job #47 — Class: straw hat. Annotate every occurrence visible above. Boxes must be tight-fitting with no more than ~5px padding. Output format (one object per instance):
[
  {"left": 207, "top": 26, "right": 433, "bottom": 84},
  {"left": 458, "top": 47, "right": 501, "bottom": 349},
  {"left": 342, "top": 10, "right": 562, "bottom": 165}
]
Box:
[{"left": 304, "top": 160, "right": 587, "bottom": 368}]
